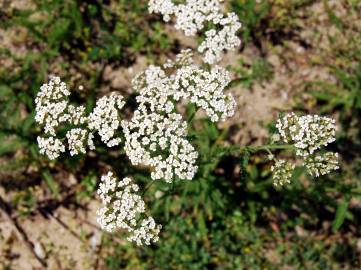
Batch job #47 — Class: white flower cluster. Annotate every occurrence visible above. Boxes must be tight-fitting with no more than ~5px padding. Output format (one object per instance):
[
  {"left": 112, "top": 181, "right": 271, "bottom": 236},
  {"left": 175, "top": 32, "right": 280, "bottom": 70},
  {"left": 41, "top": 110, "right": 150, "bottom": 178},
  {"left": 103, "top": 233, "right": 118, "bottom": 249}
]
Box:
[
  {"left": 35, "top": 75, "right": 71, "bottom": 135},
  {"left": 271, "top": 159, "right": 295, "bottom": 186},
  {"left": 34, "top": 0, "right": 241, "bottom": 247},
  {"left": 133, "top": 65, "right": 175, "bottom": 114},
  {"left": 276, "top": 113, "right": 336, "bottom": 157},
  {"left": 124, "top": 50, "right": 236, "bottom": 182},
  {"left": 96, "top": 172, "right": 161, "bottom": 245},
  {"left": 122, "top": 106, "right": 198, "bottom": 182},
  {"left": 271, "top": 113, "right": 339, "bottom": 185},
  {"left": 88, "top": 93, "right": 125, "bottom": 147},
  {"left": 66, "top": 128, "right": 95, "bottom": 156},
  {"left": 148, "top": 0, "right": 241, "bottom": 64},
  {"left": 37, "top": 136, "right": 65, "bottom": 160},
  {"left": 133, "top": 50, "right": 236, "bottom": 122},
  {"left": 148, "top": 0, "right": 175, "bottom": 22},
  {"left": 149, "top": 0, "right": 221, "bottom": 36},
  {"left": 36, "top": 3, "right": 240, "bottom": 244},
  {"left": 35, "top": 76, "right": 125, "bottom": 160},
  {"left": 172, "top": 63, "right": 236, "bottom": 122},
  {"left": 67, "top": 105, "right": 87, "bottom": 125},
  {"left": 127, "top": 217, "right": 161, "bottom": 246},
  {"left": 304, "top": 152, "right": 339, "bottom": 177},
  {"left": 198, "top": 12, "right": 242, "bottom": 64}
]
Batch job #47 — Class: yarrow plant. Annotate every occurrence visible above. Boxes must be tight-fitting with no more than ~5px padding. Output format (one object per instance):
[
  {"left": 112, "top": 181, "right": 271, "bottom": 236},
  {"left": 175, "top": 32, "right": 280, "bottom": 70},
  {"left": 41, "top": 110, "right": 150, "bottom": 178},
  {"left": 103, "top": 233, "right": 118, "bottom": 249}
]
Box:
[{"left": 34, "top": 1, "right": 340, "bottom": 246}]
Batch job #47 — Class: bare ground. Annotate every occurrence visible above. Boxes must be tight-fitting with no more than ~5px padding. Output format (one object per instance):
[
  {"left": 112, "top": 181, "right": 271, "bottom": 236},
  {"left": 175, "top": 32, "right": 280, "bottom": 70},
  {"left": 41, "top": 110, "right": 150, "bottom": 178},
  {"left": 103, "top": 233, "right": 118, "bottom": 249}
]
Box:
[{"left": 0, "top": 0, "right": 360, "bottom": 269}]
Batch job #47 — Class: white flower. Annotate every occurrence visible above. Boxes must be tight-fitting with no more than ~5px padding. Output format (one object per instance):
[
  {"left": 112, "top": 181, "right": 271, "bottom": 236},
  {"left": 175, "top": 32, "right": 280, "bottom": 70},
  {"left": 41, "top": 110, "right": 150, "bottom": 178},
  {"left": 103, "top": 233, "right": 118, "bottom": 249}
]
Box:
[
  {"left": 122, "top": 105, "right": 198, "bottom": 182},
  {"left": 88, "top": 92, "right": 125, "bottom": 147},
  {"left": 133, "top": 65, "right": 175, "bottom": 114},
  {"left": 35, "top": 75, "right": 71, "bottom": 136},
  {"left": 271, "top": 159, "right": 295, "bottom": 186},
  {"left": 96, "top": 172, "right": 146, "bottom": 233},
  {"left": 148, "top": 0, "right": 175, "bottom": 22},
  {"left": 35, "top": 76, "right": 88, "bottom": 135},
  {"left": 36, "top": 76, "right": 126, "bottom": 159},
  {"left": 67, "top": 105, "right": 87, "bottom": 125},
  {"left": 148, "top": 0, "right": 241, "bottom": 63},
  {"left": 304, "top": 152, "right": 339, "bottom": 177},
  {"left": 88, "top": 93, "right": 125, "bottom": 147},
  {"left": 127, "top": 217, "right": 162, "bottom": 246},
  {"left": 96, "top": 172, "right": 161, "bottom": 245},
  {"left": 276, "top": 113, "right": 337, "bottom": 157},
  {"left": 66, "top": 128, "right": 89, "bottom": 156},
  {"left": 37, "top": 136, "right": 65, "bottom": 160},
  {"left": 133, "top": 50, "right": 236, "bottom": 122},
  {"left": 198, "top": 12, "right": 242, "bottom": 64},
  {"left": 172, "top": 64, "right": 236, "bottom": 122},
  {"left": 272, "top": 113, "right": 339, "bottom": 183},
  {"left": 124, "top": 50, "right": 236, "bottom": 182},
  {"left": 172, "top": 0, "right": 221, "bottom": 36}
]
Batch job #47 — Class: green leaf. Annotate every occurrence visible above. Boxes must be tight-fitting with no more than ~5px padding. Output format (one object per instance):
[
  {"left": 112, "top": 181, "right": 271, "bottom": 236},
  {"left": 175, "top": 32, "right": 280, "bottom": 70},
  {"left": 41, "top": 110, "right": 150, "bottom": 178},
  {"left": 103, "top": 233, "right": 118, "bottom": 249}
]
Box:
[
  {"left": 47, "top": 18, "right": 71, "bottom": 48},
  {"left": 0, "top": 85, "right": 13, "bottom": 99},
  {"left": 308, "top": 90, "right": 336, "bottom": 101},
  {"left": 240, "top": 150, "right": 250, "bottom": 169},
  {"left": 77, "top": 172, "right": 97, "bottom": 200},
  {"left": 42, "top": 170, "right": 60, "bottom": 198},
  {"left": 332, "top": 198, "right": 349, "bottom": 231},
  {"left": 186, "top": 103, "right": 197, "bottom": 124},
  {"left": 0, "top": 134, "right": 28, "bottom": 156},
  {"left": 21, "top": 113, "right": 35, "bottom": 134},
  {"left": 197, "top": 213, "right": 207, "bottom": 237}
]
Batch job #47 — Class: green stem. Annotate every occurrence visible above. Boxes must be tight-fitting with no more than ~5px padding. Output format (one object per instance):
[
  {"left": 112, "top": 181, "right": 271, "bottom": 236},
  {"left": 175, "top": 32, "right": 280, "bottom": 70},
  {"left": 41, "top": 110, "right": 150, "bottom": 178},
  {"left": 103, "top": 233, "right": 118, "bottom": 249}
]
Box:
[
  {"left": 187, "top": 106, "right": 199, "bottom": 127},
  {"left": 246, "top": 144, "right": 295, "bottom": 153},
  {"left": 141, "top": 180, "right": 156, "bottom": 197}
]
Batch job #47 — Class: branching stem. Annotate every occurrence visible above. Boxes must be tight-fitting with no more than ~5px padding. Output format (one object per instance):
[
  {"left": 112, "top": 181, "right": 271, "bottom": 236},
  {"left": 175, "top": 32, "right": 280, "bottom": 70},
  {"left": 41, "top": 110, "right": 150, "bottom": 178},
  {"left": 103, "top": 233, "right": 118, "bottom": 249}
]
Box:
[{"left": 246, "top": 144, "right": 295, "bottom": 153}]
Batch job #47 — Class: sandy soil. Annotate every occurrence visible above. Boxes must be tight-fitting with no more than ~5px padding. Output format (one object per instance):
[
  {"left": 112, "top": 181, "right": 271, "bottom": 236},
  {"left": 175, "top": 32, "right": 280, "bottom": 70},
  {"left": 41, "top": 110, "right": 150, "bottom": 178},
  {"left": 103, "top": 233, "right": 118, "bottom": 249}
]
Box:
[{"left": 0, "top": 0, "right": 360, "bottom": 268}]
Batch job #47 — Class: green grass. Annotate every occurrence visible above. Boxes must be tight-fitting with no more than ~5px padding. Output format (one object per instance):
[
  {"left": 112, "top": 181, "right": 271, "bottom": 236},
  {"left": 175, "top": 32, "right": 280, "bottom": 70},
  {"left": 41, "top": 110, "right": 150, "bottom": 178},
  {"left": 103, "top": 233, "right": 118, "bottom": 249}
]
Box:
[{"left": 0, "top": 0, "right": 360, "bottom": 269}]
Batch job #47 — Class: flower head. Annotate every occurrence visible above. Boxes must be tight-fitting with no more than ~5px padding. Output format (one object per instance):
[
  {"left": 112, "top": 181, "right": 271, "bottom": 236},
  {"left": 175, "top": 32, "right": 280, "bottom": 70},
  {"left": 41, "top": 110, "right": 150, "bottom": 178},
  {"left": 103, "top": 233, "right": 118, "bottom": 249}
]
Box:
[
  {"left": 271, "top": 159, "right": 295, "bottom": 186},
  {"left": 304, "top": 152, "right": 339, "bottom": 177},
  {"left": 35, "top": 75, "right": 71, "bottom": 135},
  {"left": 276, "top": 113, "right": 336, "bottom": 157},
  {"left": 127, "top": 217, "right": 162, "bottom": 246},
  {"left": 272, "top": 113, "right": 339, "bottom": 184},
  {"left": 97, "top": 172, "right": 145, "bottom": 233},
  {"left": 66, "top": 128, "right": 94, "bottom": 156},
  {"left": 88, "top": 92, "right": 125, "bottom": 147},
  {"left": 96, "top": 172, "right": 161, "bottom": 245},
  {"left": 122, "top": 106, "right": 198, "bottom": 182},
  {"left": 172, "top": 64, "right": 236, "bottom": 122},
  {"left": 37, "top": 136, "right": 65, "bottom": 160},
  {"left": 198, "top": 12, "right": 242, "bottom": 64},
  {"left": 148, "top": 0, "right": 241, "bottom": 64},
  {"left": 133, "top": 50, "right": 236, "bottom": 122},
  {"left": 36, "top": 76, "right": 125, "bottom": 159}
]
